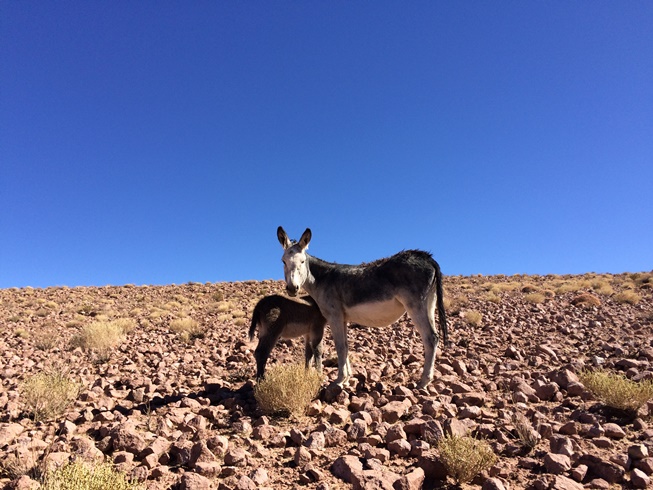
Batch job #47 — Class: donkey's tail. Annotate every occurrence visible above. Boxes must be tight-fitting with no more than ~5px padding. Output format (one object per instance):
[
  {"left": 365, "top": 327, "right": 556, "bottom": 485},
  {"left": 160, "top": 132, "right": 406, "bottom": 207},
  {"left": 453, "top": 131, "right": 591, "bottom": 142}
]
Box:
[
  {"left": 434, "top": 260, "right": 448, "bottom": 347},
  {"left": 248, "top": 305, "right": 260, "bottom": 342}
]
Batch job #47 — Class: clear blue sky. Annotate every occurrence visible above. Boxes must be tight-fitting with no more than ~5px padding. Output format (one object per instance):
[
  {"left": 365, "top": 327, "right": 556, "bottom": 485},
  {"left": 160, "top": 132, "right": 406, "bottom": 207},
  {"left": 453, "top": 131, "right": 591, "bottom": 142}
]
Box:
[{"left": 1, "top": 2, "right": 652, "bottom": 288}]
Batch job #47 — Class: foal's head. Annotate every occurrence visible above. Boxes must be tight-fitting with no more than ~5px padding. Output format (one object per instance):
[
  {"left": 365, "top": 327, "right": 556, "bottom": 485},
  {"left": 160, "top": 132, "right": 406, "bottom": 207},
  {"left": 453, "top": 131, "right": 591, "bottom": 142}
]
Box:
[{"left": 277, "top": 226, "right": 311, "bottom": 296}]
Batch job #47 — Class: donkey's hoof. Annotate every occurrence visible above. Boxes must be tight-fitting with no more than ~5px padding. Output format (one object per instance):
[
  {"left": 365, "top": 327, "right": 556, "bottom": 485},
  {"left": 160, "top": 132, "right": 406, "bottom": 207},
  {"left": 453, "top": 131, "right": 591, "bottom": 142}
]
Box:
[
  {"left": 323, "top": 382, "right": 344, "bottom": 403},
  {"left": 417, "top": 378, "right": 432, "bottom": 390}
]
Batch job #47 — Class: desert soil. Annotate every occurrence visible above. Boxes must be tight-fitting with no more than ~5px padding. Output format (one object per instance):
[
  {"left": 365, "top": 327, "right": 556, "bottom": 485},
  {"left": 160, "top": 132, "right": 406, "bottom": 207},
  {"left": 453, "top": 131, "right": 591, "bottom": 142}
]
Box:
[{"left": 0, "top": 273, "right": 652, "bottom": 490}]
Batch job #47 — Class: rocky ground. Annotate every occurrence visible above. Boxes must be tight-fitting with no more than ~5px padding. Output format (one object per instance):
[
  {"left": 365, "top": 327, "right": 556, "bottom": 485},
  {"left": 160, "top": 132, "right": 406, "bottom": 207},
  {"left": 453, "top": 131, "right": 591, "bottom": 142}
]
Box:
[{"left": 0, "top": 272, "right": 652, "bottom": 490}]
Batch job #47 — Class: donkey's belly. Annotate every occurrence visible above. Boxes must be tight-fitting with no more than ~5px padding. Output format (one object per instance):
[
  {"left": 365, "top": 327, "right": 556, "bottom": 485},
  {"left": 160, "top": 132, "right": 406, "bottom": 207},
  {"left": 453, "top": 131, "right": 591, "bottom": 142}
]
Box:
[
  {"left": 280, "top": 322, "right": 310, "bottom": 339},
  {"left": 344, "top": 299, "right": 405, "bottom": 328}
]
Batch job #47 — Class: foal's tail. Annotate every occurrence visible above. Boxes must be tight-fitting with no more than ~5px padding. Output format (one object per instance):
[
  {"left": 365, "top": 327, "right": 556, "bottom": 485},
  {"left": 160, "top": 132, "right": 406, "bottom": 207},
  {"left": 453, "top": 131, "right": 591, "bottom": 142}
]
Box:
[
  {"left": 248, "top": 304, "right": 261, "bottom": 342},
  {"left": 433, "top": 260, "right": 448, "bottom": 347}
]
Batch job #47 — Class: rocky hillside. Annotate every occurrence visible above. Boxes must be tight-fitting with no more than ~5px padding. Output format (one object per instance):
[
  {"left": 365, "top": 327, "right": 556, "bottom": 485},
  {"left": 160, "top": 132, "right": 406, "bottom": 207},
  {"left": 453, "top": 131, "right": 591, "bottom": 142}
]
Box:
[{"left": 0, "top": 273, "right": 652, "bottom": 489}]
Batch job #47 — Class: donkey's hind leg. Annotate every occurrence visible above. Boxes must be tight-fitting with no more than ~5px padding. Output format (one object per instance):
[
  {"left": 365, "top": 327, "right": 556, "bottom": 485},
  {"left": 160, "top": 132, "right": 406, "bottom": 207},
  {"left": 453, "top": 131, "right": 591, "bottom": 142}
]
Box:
[
  {"left": 405, "top": 302, "right": 439, "bottom": 389},
  {"left": 329, "top": 318, "right": 352, "bottom": 386}
]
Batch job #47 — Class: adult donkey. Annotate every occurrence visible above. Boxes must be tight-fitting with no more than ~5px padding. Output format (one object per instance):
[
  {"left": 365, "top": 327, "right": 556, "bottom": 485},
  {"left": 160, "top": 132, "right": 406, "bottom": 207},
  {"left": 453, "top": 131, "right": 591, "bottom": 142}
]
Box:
[{"left": 277, "top": 227, "right": 447, "bottom": 389}]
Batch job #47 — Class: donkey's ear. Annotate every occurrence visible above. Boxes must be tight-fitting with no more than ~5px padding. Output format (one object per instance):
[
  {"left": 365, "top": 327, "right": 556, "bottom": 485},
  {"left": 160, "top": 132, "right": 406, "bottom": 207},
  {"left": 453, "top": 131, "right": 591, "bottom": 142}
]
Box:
[
  {"left": 298, "top": 228, "right": 312, "bottom": 250},
  {"left": 277, "top": 226, "right": 292, "bottom": 250}
]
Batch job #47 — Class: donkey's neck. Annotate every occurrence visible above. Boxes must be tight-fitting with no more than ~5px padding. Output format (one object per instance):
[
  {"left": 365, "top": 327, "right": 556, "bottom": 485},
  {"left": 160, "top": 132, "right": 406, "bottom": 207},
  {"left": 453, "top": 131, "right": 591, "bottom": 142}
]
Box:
[{"left": 303, "top": 254, "right": 338, "bottom": 293}]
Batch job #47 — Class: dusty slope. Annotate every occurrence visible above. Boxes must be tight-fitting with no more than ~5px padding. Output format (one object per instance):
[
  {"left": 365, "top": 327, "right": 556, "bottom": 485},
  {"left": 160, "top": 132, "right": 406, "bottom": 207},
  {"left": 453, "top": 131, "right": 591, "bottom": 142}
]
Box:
[{"left": 0, "top": 273, "right": 652, "bottom": 489}]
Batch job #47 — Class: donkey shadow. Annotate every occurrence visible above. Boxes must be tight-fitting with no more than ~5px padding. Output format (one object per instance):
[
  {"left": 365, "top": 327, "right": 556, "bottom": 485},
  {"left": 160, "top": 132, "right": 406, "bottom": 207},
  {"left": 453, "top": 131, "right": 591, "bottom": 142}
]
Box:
[{"left": 110, "top": 380, "right": 258, "bottom": 420}]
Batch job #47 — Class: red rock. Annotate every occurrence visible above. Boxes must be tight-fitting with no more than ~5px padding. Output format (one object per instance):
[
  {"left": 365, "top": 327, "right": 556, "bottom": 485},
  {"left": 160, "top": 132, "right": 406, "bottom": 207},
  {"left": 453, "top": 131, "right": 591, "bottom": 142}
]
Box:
[
  {"left": 633, "top": 457, "right": 653, "bottom": 475},
  {"left": 603, "top": 423, "right": 626, "bottom": 439},
  {"left": 393, "top": 467, "right": 425, "bottom": 490},
  {"left": 385, "top": 425, "right": 407, "bottom": 443},
  {"left": 110, "top": 424, "right": 147, "bottom": 454},
  {"left": 324, "top": 427, "right": 347, "bottom": 447},
  {"left": 579, "top": 454, "right": 625, "bottom": 484},
  {"left": 381, "top": 399, "right": 411, "bottom": 424},
  {"left": 294, "top": 446, "right": 312, "bottom": 466},
  {"left": 551, "top": 475, "right": 584, "bottom": 490},
  {"left": 0, "top": 423, "right": 24, "bottom": 447},
  {"left": 347, "top": 419, "right": 368, "bottom": 441},
  {"left": 224, "top": 447, "right": 248, "bottom": 466},
  {"left": 180, "top": 472, "right": 211, "bottom": 490},
  {"left": 631, "top": 468, "right": 651, "bottom": 488},
  {"left": 482, "top": 477, "right": 507, "bottom": 490},
  {"left": 544, "top": 453, "right": 572, "bottom": 474},
  {"left": 387, "top": 439, "right": 411, "bottom": 457}
]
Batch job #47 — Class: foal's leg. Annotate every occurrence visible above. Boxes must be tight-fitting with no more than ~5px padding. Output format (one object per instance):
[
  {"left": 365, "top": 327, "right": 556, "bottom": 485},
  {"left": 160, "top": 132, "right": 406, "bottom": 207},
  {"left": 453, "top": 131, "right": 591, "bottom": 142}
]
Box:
[
  {"left": 304, "top": 336, "right": 315, "bottom": 370},
  {"left": 406, "top": 303, "right": 439, "bottom": 389},
  {"left": 254, "top": 331, "right": 281, "bottom": 380},
  {"left": 307, "top": 320, "right": 325, "bottom": 372}
]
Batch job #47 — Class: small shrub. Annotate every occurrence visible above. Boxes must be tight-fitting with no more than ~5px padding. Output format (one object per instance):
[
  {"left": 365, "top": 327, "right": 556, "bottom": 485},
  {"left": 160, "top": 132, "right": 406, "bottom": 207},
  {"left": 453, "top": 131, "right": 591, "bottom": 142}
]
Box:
[
  {"left": 591, "top": 280, "right": 614, "bottom": 295},
  {"left": 570, "top": 293, "right": 601, "bottom": 308},
  {"left": 542, "top": 289, "right": 556, "bottom": 298},
  {"left": 254, "top": 363, "right": 323, "bottom": 417},
  {"left": 484, "top": 292, "right": 501, "bottom": 304},
  {"left": 579, "top": 369, "right": 653, "bottom": 412},
  {"left": 512, "top": 412, "right": 541, "bottom": 451},
  {"left": 524, "top": 292, "right": 545, "bottom": 304},
  {"left": 77, "top": 304, "right": 97, "bottom": 316},
  {"left": 215, "top": 301, "right": 233, "bottom": 313},
  {"left": 35, "top": 308, "right": 50, "bottom": 318},
  {"left": 169, "top": 318, "right": 204, "bottom": 342},
  {"left": 34, "top": 327, "right": 58, "bottom": 351},
  {"left": 42, "top": 461, "right": 143, "bottom": 490},
  {"left": 110, "top": 317, "right": 137, "bottom": 333},
  {"left": 70, "top": 320, "right": 126, "bottom": 360},
  {"left": 614, "top": 290, "right": 641, "bottom": 305},
  {"left": 437, "top": 434, "right": 498, "bottom": 484},
  {"left": 463, "top": 310, "right": 482, "bottom": 327},
  {"left": 496, "top": 282, "right": 520, "bottom": 292},
  {"left": 21, "top": 370, "right": 80, "bottom": 422}
]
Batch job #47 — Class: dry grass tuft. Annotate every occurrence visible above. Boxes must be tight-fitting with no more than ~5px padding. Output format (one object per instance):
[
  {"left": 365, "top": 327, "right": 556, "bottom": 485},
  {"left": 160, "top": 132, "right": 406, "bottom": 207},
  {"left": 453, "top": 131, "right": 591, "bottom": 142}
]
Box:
[
  {"left": 169, "top": 317, "right": 204, "bottom": 342},
  {"left": 579, "top": 369, "right": 653, "bottom": 413},
  {"left": 215, "top": 301, "right": 233, "bottom": 313},
  {"left": 570, "top": 293, "right": 601, "bottom": 308},
  {"left": 70, "top": 320, "right": 130, "bottom": 361},
  {"left": 512, "top": 412, "right": 541, "bottom": 451},
  {"left": 591, "top": 280, "right": 614, "bottom": 295},
  {"left": 437, "top": 434, "right": 498, "bottom": 484},
  {"left": 614, "top": 290, "right": 641, "bottom": 305},
  {"left": 463, "top": 310, "right": 483, "bottom": 327},
  {"left": 254, "top": 363, "right": 323, "bottom": 417},
  {"left": 42, "top": 461, "right": 143, "bottom": 490},
  {"left": 484, "top": 292, "right": 501, "bottom": 304},
  {"left": 20, "top": 370, "right": 80, "bottom": 422},
  {"left": 524, "top": 292, "right": 545, "bottom": 304}
]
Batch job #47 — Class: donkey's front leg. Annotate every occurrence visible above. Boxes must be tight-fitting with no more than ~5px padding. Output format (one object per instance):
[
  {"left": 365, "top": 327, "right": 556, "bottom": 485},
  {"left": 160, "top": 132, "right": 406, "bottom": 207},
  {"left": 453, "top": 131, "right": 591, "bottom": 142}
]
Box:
[{"left": 329, "top": 318, "right": 351, "bottom": 386}]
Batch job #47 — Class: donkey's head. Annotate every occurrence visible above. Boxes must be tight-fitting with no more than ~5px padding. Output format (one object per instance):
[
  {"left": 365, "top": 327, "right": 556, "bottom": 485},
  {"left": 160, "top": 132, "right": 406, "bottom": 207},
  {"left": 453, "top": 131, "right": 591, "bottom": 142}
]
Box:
[{"left": 277, "top": 226, "right": 311, "bottom": 297}]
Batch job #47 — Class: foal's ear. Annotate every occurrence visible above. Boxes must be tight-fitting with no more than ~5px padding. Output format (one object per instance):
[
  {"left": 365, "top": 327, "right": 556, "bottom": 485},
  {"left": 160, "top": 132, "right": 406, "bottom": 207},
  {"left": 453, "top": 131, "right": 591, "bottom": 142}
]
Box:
[
  {"left": 298, "top": 228, "right": 312, "bottom": 250},
  {"left": 277, "top": 226, "right": 292, "bottom": 249}
]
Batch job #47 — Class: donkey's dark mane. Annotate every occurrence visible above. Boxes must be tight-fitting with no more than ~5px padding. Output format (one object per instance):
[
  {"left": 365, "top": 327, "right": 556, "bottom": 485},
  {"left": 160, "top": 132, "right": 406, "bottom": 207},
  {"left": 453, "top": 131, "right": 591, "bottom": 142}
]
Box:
[{"left": 306, "top": 249, "right": 435, "bottom": 270}]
